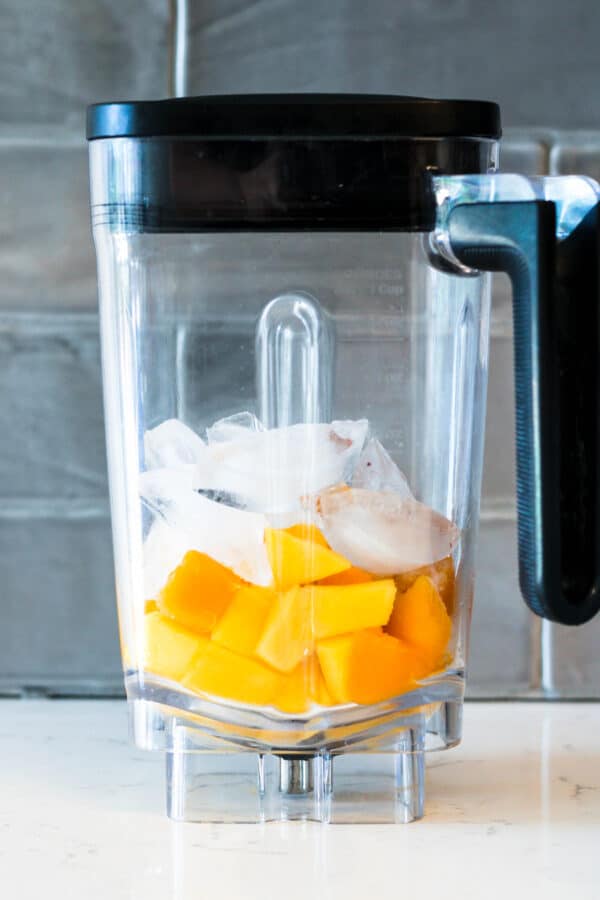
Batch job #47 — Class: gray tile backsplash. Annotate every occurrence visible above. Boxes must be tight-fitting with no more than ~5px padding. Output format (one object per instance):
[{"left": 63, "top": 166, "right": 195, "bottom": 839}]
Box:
[
  {"left": 544, "top": 618, "right": 600, "bottom": 698},
  {"left": 499, "top": 132, "right": 551, "bottom": 177},
  {"left": 0, "top": 142, "right": 96, "bottom": 310},
  {"left": 0, "top": 0, "right": 168, "bottom": 128},
  {"left": 0, "top": 516, "right": 120, "bottom": 692},
  {"left": 468, "top": 519, "right": 533, "bottom": 697},
  {"left": 481, "top": 337, "right": 516, "bottom": 509},
  {"left": 0, "top": 316, "right": 107, "bottom": 499},
  {"left": 1, "top": 0, "right": 600, "bottom": 697},
  {"left": 185, "top": 0, "right": 600, "bottom": 129},
  {"left": 550, "top": 135, "right": 600, "bottom": 180}
]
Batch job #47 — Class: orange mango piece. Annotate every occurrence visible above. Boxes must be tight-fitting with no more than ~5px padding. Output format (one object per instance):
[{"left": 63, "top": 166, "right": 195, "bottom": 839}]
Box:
[
  {"left": 300, "top": 579, "right": 396, "bottom": 640},
  {"left": 286, "top": 523, "right": 330, "bottom": 547},
  {"left": 317, "top": 630, "right": 427, "bottom": 705},
  {"left": 255, "top": 587, "right": 311, "bottom": 673},
  {"left": 158, "top": 550, "right": 243, "bottom": 634},
  {"left": 396, "top": 556, "right": 455, "bottom": 614},
  {"left": 318, "top": 566, "right": 373, "bottom": 586},
  {"left": 183, "top": 642, "right": 281, "bottom": 706},
  {"left": 265, "top": 527, "right": 351, "bottom": 590},
  {"left": 211, "top": 584, "right": 275, "bottom": 655},
  {"left": 387, "top": 574, "right": 451, "bottom": 662},
  {"left": 144, "top": 611, "right": 207, "bottom": 682},
  {"left": 275, "top": 655, "right": 332, "bottom": 713},
  {"left": 256, "top": 579, "right": 396, "bottom": 672},
  {"left": 145, "top": 598, "right": 159, "bottom": 614}
]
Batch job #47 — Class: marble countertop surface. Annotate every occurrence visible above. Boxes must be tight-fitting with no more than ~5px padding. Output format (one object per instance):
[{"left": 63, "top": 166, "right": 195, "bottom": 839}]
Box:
[{"left": 1, "top": 700, "right": 599, "bottom": 900}]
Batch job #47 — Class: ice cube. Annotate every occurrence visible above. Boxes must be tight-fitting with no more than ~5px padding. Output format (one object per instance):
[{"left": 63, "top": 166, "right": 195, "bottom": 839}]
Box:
[
  {"left": 140, "top": 469, "right": 272, "bottom": 586},
  {"left": 139, "top": 465, "right": 203, "bottom": 505},
  {"left": 316, "top": 486, "right": 460, "bottom": 575},
  {"left": 352, "top": 438, "right": 413, "bottom": 498},
  {"left": 195, "top": 419, "right": 369, "bottom": 520},
  {"left": 144, "top": 418, "right": 206, "bottom": 469},
  {"left": 143, "top": 518, "right": 191, "bottom": 600},
  {"left": 206, "top": 411, "right": 265, "bottom": 444}
]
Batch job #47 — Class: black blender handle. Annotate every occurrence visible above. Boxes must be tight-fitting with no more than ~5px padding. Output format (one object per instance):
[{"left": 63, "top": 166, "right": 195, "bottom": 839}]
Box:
[{"left": 448, "top": 200, "right": 600, "bottom": 625}]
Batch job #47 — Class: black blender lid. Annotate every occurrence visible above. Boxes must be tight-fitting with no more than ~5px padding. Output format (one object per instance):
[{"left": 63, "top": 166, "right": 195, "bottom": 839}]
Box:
[{"left": 86, "top": 93, "right": 501, "bottom": 141}]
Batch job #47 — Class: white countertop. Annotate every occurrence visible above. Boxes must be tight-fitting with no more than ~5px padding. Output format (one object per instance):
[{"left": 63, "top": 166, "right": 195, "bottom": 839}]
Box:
[{"left": 1, "top": 700, "right": 599, "bottom": 900}]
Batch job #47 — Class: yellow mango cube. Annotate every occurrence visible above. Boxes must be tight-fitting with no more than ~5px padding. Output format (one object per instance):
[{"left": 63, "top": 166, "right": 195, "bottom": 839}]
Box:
[
  {"left": 255, "top": 587, "right": 312, "bottom": 673},
  {"left": 318, "top": 565, "right": 373, "bottom": 586},
  {"left": 300, "top": 579, "right": 396, "bottom": 639},
  {"left": 265, "top": 527, "right": 351, "bottom": 590},
  {"left": 183, "top": 642, "right": 281, "bottom": 706},
  {"left": 275, "top": 655, "right": 334, "bottom": 713},
  {"left": 317, "top": 630, "right": 427, "bottom": 705},
  {"left": 144, "top": 611, "right": 207, "bottom": 682},
  {"left": 285, "top": 523, "right": 330, "bottom": 547},
  {"left": 255, "top": 579, "right": 396, "bottom": 672},
  {"left": 158, "top": 550, "right": 243, "bottom": 634},
  {"left": 211, "top": 584, "right": 275, "bottom": 656},
  {"left": 395, "top": 555, "right": 456, "bottom": 614},
  {"left": 387, "top": 574, "right": 451, "bottom": 663}
]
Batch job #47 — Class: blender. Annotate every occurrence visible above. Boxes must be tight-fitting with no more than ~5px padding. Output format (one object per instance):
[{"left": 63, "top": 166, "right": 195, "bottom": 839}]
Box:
[{"left": 86, "top": 95, "right": 600, "bottom": 822}]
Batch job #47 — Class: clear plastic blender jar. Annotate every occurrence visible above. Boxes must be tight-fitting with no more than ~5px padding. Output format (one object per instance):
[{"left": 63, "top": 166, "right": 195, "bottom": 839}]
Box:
[{"left": 87, "top": 95, "right": 600, "bottom": 822}]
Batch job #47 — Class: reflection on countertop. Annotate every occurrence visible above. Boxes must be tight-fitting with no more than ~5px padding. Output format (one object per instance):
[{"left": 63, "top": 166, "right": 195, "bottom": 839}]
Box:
[{"left": 2, "top": 700, "right": 599, "bottom": 900}]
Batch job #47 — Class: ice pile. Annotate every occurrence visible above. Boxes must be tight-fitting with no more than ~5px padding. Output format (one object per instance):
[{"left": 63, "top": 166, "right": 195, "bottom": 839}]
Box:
[{"left": 140, "top": 413, "right": 460, "bottom": 588}]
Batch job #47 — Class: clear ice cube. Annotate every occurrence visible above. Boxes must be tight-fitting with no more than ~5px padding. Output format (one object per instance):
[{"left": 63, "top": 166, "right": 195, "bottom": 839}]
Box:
[
  {"left": 206, "top": 412, "right": 265, "bottom": 444},
  {"left": 139, "top": 465, "right": 203, "bottom": 500},
  {"left": 140, "top": 467, "right": 272, "bottom": 586},
  {"left": 143, "top": 518, "right": 191, "bottom": 600},
  {"left": 316, "top": 486, "right": 460, "bottom": 575},
  {"left": 144, "top": 419, "right": 207, "bottom": 469},
  {"left": 195, "top": 419, "right": 369, "bottom": 520},
  {"left": 352, "top": 438, "right": 414, "bottom": 497}
]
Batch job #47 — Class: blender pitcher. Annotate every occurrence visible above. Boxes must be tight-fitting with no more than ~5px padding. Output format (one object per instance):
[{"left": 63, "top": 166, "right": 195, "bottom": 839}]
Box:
[{"left": 86, "top": 95, "right": 600, "bottom": 823}]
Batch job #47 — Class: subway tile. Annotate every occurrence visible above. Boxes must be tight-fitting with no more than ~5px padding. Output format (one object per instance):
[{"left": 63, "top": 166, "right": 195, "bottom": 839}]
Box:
[
  {"left": 481, "top": 336, "right": 516, "bottom": 509},
  {"left": 550, "top": 134, "right": 600, "bottom": 180},
  {"left": 186, "top": 1, "right": 600, "bottom": 129},
  {"left": 0, "top": 143, "right": 96, "bottom": 310},
  {"left": 0, "top": 0, "right": 168, "bottom": 127},
  {"left": 545, "top": 618, "right": 600, "bottom": 699},
  {"left": 467, "top": 518, "right": 533, "bottom": 696},
  {"left": 0, "top": 516, "right": 121, "bottom": 689},
  {"left": 0, "top": 317, "right": 107, "bottom": 499},
  {"left": 499, "top": 132, "right": 549, "bottom": 177}
]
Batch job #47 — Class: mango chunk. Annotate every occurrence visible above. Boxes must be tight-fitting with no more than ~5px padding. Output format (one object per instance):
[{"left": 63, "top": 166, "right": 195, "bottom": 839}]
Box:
[
  {"left": 276, "top": 655, "right": 332, "bottom": 713},
  {"left": 318, "top": 566, "right": 373, "bottom": 586},
  {"left": 265, "top": 527, "right": 351, "bottom": 590},
  {"left": 255, "top": 587, "right": 311, "bottom": 672},
  {"left": 159, "top": 550, "right": 243, "bottom": 634},
  {"left": 317, "top": 630, "right": 427, "bottom": 705},
  {"left": 211, "top": 584, "right": 275, "bottom": 655},
  {"left": 395, "top": 556, "right": 456, "bottom": 614},
  {"left": 286, "top": 523, "right": 330, "bottom": 547},
  {"left": 256, "top": 579, "right": 395, "bottom": 672},
  {"left": 387, "top": 574, "right": 451, "bottom": 662},
  {"left": 144, "top": 611, "right": 207, "bottom": 682},
  {"left": 300, "top": 579, "right": 396, "bottom": 639},
  {"left": 183, "top": 642, "right": 281, "bottom": 706}
]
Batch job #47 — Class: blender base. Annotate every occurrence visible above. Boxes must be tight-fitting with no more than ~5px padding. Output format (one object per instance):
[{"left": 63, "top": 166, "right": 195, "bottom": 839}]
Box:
[
  {"left": 166, "top": 739, "right": 425, "bottom": 824},
  {"left": 128, "top": 680, "right": 463, "bottom": 822}
]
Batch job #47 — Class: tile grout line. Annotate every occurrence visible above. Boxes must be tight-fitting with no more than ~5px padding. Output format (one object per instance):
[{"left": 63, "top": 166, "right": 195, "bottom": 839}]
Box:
[
  {"left": 0, "top": 309, "right": 517, "bottom": 340},
  {"left": 0, "top": 496, "right": 515, "bottom": 522},
  {"left": 0, "top": 498, "right": 110, "bottom": 520}
]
